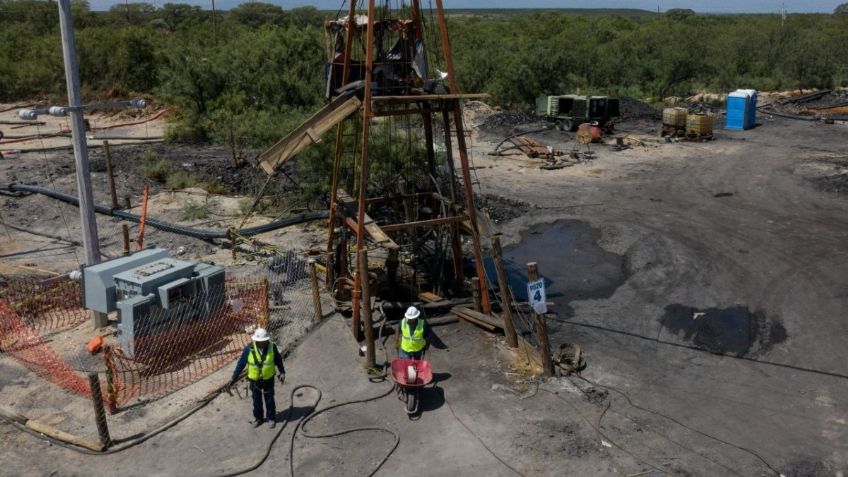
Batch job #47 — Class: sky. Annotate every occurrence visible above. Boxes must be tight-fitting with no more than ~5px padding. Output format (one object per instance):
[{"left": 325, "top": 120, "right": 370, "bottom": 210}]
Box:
[{"left": 88, "top": 0, "right": 843, "bottom": 13}]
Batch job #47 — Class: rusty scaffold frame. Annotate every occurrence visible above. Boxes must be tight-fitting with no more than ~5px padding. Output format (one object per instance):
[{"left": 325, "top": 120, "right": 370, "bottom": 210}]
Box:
[{"left": 325, "top": 0, "right": 490, "bottom": 338}]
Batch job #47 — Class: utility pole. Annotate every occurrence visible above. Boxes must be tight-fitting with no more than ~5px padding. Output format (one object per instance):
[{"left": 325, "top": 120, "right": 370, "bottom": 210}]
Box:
[
  {"left": 19, "top": 37, "right": 145, "bottom": 323},
  {"left": 58, "top": 0, "right": 107, "bottom": 328}
]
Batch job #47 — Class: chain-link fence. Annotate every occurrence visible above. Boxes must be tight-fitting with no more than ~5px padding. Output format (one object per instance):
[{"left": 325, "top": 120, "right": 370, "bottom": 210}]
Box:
[
  {"left": 0, "top": 249, "right": 317, "bottom": 415},
  {"left": 103, "top": 277, "right": 266, "bottom": 408},
  {"left": 0, "top": 276, "right": 93, "bottom": 398}
]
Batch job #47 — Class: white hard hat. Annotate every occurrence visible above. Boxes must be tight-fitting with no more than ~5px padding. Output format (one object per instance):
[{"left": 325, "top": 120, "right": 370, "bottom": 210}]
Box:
[
  {"left": 404, "top": 306, "right": 421, "bottom": 320},
  {"left": 251, "top": 328, "right": 270, "bottom": 341}
]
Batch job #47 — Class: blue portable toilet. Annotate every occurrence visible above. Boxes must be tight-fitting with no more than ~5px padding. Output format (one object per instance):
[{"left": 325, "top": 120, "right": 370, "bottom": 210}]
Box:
[
  {"left": 726, "top": 89, "right": 757, "bottom": 130},
  {"left": 737, "top": 88, "right": 757, "bottom": 126}
]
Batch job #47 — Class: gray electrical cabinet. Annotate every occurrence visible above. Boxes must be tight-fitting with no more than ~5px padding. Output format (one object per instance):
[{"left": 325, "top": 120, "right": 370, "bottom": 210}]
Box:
[
  {"left": 81, "top": 248, "right": 226, "bottom": 359},
  {"left": 83, "top": 248, "right": 170, "bottom": 313}
]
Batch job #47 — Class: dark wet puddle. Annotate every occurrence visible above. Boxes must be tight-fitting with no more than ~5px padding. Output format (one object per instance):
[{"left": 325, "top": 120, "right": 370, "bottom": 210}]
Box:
[
  {"left": 489, "top": 220, "right": 627, "bottom": 310},
  {"left": 661, "top": 304, "right": 787, "bottom": 356}
]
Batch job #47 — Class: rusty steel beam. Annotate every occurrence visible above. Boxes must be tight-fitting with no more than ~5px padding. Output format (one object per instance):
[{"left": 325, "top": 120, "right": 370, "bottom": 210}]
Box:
[
  {"left": 351, "top": 0, "right": 377, "bottom": 340},
  {"left": 372, "top": 107, "right": 441, "bottom": 118},
  {"left": 380, "top": 215, "right": 467, "bottom": 233},
  {"left": 434, "top": 0, "right": 491, "bottom": 314},
  {"left": 326, "top": 0, "right": 359, "bottom": 288},
  {"left": 372, "top": 93, "right": 489, "bottom": 103},
  {"left": 365, "top": 192, "right": 432, "bottom": 205}
]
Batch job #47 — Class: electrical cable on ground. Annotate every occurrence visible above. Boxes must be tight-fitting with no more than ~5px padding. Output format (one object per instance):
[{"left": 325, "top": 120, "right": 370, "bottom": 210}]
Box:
[
  {"left": 213, "top": 384, "right": 321, "bottom": 477},
  {"left": 547, "top": 316, "right": 848, "bottom": 381},
  {"left": 1, "top": 379, "right": 400, "bottom": 477},
  {"left": 569, "top": 375, "right": 781, "bottom": 476},
  {"left": 564, "top": 377, "right": 746, "bottom": 477},
  {"left": 536, "top": 388, "right": 672, "bottom": 476},
  {"left": 290, "top": 384, "right": 398, "bottom": 477},
  {"left": 441, "top": 389, "right": 528, "bottom": 477}
]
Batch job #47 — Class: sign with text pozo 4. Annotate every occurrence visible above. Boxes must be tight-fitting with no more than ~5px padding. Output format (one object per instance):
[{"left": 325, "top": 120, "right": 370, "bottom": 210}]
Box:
[{"left": 527, "top": 278, "right": 547, "bottom": 314}]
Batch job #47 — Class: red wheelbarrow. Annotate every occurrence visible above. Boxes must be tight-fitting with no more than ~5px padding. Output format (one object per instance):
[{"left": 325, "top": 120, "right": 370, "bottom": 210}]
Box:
[{"left": 389, "top": 358, "right": 433, "bottom": 414}]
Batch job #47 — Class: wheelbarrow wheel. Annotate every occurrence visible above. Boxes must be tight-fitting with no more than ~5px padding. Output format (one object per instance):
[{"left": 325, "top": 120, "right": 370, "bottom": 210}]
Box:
[{"left": 406, "top": 388, "right": 419, "bottom": 414}]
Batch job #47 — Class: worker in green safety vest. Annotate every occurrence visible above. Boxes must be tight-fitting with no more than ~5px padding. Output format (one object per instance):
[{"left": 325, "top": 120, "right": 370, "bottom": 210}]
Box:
[
  {"left": 395, "top": 306, "right": 431, "bottom": 360},
  {"left": 229, "top": 328, "right": 286, "bottom": 428}
]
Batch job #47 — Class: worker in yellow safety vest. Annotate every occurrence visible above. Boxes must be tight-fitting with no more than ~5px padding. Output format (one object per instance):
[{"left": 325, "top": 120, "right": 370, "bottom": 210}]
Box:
[
  {"left": 228, "top": 328, "right": 286, "bottom": 428},
  {"left": 395, "top": 306, "right": 431, "bottom": 360}
]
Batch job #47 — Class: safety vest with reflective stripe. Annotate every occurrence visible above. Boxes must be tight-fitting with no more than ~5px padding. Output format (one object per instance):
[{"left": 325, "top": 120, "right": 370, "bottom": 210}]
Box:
[
  {"left": 247, "top": 343, "right": 275, "bottom": 381},
  {"left": 401, "top": 319, "right": 426, "bottom": 353}
]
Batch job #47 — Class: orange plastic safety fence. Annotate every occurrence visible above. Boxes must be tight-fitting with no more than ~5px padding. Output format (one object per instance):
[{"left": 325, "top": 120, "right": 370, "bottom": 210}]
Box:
[
  {"left": 0, "top": 273, "right": 278, "bottom": 412},
  {"left": 0, "top": 299, "right": 92, "bottom": 398},
  {"left": 104, "top": 278, "right": 267, "bottom": 408},
  {"left": 0, "top": 276, "right": 86, "bottom": 334}
]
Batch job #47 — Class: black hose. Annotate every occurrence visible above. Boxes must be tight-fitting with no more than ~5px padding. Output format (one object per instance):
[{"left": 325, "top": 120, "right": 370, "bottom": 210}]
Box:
[
  {"left": 290, "top": 384, "right": 398, "bottom": 477},
  {"left": 1, "top": 183, "right": 328, "bottom": 240},
  {"left": 213, "top": 384, "right": 321, "bottom": 477},
  {"left": 1, "top": 380, "right": 398, "bottom": 477}
]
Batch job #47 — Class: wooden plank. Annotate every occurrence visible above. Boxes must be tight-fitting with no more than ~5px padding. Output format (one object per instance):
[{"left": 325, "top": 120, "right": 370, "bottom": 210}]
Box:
[
  {"left": 428, "top": 315, "right": 460, "bottom": 327},
  {"left": 418, "top": 291, "right": 443, "bottom": 303},
  {"left": 26, "top": 419, "right": 105, "bottom": 452},
  {"left": 452, "top": 310, "right": 497, "bottom": 331},
  {"left": 337, "top": 190, "right": 399, "bottom": 250},
  {"left": 453, "top": 307, "right": 503, "bottom": 330},
  {"left": 259, "top": 92, "right": 361, "bottom": 175},
  {"left": 451, "top": 306, "right": 501, "bottom": 331}
]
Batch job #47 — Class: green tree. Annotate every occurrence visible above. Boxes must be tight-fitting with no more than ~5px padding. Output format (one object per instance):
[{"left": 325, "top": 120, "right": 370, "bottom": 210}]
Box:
[
  {"left": 227, "top": 3, "right": 287, "bottom": 28},
  {"left": 159, "top": 3, "right": 205, "bottom": 32},
  {"left": 835, "top": 3, "right": 848, "bottom": 14},
  {"left": 665, "top": 8, "right": 695, "bottom": 20},
  {"left": 106, "top": 2, "right": 156, "bottom": 26}
]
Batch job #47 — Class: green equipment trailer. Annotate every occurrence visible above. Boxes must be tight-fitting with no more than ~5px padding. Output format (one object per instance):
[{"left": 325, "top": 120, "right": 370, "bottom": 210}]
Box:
[{"left": 535, "top": 95, "right": 620, "bottom": 131}]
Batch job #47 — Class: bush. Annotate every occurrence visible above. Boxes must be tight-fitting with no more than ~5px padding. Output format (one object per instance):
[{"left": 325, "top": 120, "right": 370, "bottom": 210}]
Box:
[
  {"left": 180, "top": 203, "right": 209, "bottom": 220},
  {"left": 165, "top": 170, "right": 198, "bottom": 189},
  {"left": 138, "top": 151, "right": 171, "bottom": 182},
  {"left": 203, "top": 180, "right": 226, "bottom": 195}
]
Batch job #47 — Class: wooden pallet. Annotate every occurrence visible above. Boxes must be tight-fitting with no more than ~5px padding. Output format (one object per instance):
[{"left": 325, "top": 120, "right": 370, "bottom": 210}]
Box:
[{"left": 684, "top": 132, "right": 714, "bottom": 142}]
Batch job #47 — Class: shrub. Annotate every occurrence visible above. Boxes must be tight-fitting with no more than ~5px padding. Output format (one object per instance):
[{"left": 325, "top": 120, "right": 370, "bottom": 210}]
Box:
[
  {"left": 180, "top": 203, "right": 209, "bottom": 221},
  {"left": 165, "top": 170, "right": 198, "bottom": 189},
  {"left": 138, "top": 151, "right": 171, "bottom": 182}
]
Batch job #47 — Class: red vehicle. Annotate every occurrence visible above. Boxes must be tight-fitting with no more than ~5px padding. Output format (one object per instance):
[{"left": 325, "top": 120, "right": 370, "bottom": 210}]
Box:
[{"left": 389, "top": 358, "right": 433, "bottom": 414}]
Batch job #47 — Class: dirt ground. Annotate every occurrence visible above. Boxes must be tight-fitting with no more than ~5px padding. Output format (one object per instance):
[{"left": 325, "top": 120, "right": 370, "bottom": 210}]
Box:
[{"left": 2, "top": 102, "right": 848, "bottom": 476}]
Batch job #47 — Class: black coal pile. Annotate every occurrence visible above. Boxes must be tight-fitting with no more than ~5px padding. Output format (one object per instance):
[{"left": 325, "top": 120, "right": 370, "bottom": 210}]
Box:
[
  {"left": 475, "top": 193, "right": 535, "bottom": 223},
  {"left": 480, "top": 111, "right": 537, "bottom": 132},
  {"left": 809, "top": 157, "right": 848, "bottom": 196},
  {"left": 618, "top": 97, "right": 661, "bottom": 120},
  {"left": 796, "top": 90, "right": 848, "bottom": 110}
]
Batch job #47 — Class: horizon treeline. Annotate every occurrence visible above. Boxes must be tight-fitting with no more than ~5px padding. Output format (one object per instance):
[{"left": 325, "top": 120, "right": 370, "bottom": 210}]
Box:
[{"left": 1, "top": 0, "right": 846, "bottom": 145}]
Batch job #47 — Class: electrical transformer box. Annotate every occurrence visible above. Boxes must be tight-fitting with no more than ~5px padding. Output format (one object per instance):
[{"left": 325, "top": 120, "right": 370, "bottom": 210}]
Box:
[
  {"left": 80, "top": 248, "right": 226, "bottom": 359},
  {"left": 113, "top": 258, "right": 195, "bottom": 303}
]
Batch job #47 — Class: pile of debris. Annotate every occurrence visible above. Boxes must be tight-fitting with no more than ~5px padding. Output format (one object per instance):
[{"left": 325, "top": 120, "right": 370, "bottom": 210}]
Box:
[
  {"left": 480, "top": 111, "right": 538, "bottom": 134},
  {"left": 491, "top": 134, "right": 563, "bottom": 158},
  {"left": 618, "top": 97, "right": 661, "bottom": 121},
  {"left": 488, "top": 133, "right": 587, "bottom": 170},
  {"left": 475, "top": 193, "right": 536, "bottom": 223},
  {"left": 761, "top": 89, "right": 848, "bottom": 121}
]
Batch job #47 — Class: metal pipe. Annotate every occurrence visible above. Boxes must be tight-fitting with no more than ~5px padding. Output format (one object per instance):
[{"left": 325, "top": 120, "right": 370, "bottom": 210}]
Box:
[{"left": 1, "top": 183, "right": 328, "bottom": 240}]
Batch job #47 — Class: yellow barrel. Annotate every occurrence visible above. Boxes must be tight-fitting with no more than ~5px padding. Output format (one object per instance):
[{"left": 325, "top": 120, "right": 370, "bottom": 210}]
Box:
[
  {"left": 663, "top": 107, "right": 687, "bottom": 128},
  {"left": 686, "top": 113, "right": 713, "bottom": 136}
]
